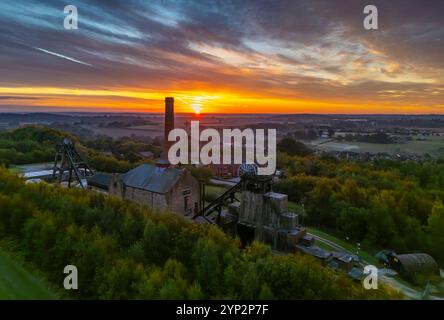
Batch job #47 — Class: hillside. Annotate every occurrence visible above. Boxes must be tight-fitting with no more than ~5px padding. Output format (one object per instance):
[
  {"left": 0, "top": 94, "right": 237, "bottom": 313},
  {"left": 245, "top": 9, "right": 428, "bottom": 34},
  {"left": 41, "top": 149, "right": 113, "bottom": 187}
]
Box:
[
  {"left": 0, "top": 249, "right": 58, "bottom": 300},
  {"left": 0, "top": 168, "right": 400, "bottom": 299}
]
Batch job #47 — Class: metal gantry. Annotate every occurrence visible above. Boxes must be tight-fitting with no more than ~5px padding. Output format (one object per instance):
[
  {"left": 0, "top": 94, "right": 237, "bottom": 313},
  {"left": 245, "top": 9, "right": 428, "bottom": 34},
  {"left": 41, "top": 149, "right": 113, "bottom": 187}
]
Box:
[
  {"left": 194, "top": 181, "right": 241, "bottom": 224},
  {"left": 52, "top": 138, "right": 94, "bottom": 188}
]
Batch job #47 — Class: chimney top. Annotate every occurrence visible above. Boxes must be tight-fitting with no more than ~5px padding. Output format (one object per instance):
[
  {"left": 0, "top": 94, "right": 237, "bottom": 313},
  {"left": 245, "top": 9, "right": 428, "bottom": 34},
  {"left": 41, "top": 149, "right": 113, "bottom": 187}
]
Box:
[{"left": 163, "top": 96, "right": 175, "bottom": 163}]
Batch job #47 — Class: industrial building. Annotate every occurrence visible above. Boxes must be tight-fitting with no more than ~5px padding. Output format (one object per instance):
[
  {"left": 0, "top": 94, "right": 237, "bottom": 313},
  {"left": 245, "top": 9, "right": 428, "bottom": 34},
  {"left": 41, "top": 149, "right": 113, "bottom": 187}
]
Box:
[
  {"left": 233, "top": 175, "right": 306, "bottom": 251},
  {"left": 105, "top": 97, "right": 201, "bottom": 215},
  {"left": 198, "top": 168, "right": 309, "bottom": 250},
  {"left": 87, "top": 172, "right": 112, "bottom": 194},
  {"left": 389, "top": 253, "right": 439, "bottom": 280},
  {"left": 109, "top": 161, "right": 200, "bottom": 215},
  {"left": 195, "top": 165, "right": 363, "bottom": 278}
]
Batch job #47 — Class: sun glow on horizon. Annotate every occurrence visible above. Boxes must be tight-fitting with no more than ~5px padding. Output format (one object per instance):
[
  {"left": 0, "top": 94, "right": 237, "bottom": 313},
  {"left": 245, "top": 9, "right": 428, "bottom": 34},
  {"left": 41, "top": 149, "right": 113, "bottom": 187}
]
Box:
[
  {"left": 191, "top": 104, "right": 201, "bottom": 114},
  {"left": 177, "top": 95, "right": 219, "bottom": 114},
  {"left": 0, "top": 86, "right": 443, "bottom": 114}
]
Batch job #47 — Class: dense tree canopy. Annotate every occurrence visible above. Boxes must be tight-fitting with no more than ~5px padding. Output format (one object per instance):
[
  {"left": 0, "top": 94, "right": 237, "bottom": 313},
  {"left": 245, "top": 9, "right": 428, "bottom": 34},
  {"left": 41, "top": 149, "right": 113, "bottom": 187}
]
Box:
[
  {"left": 277, "top": 137, "right": 313, "bottom": 156},
  {"left": 0, "top": 168, "right": 399, "bottom": 299},
  {"left": 275, "top": 154, "right": 444, "bottom": 265},
  {"left": 0, "top": 126, "right": 68, "bottom": 166}
]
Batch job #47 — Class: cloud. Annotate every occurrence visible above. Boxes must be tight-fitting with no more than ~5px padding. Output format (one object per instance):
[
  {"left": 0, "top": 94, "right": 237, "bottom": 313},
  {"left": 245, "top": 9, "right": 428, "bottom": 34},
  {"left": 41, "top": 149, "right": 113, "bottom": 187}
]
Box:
[
  {"left": 33, "top": 47, "right": 93, "bottom": 66},
  {"left": 0, "top": 0, "right": 442, "bottom": 112},
  {"left": 0, "top": 96, "right": 43, "bottom": 100}
]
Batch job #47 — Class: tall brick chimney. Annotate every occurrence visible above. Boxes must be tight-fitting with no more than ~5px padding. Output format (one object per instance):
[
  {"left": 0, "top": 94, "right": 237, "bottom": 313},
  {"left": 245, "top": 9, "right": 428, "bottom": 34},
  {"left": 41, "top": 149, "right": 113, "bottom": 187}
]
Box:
[{"left": 164, "top": 97, "right": 175, "bottom": 157}]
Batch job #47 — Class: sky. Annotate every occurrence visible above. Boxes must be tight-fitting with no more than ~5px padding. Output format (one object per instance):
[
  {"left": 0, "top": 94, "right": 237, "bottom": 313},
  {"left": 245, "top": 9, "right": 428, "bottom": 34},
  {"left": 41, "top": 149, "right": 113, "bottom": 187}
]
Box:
[{"left": 0, "top": 0, "right": 443, "bottom": 114}]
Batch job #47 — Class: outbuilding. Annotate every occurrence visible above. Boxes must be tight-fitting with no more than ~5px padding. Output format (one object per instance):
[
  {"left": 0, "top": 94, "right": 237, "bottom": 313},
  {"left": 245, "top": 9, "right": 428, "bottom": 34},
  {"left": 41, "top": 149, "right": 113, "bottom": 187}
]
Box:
[
  {"left": 109, "top": 162, "right": 200, "bottom": 216},
  {"left": 390, "top": 253, "right": 439, "bottom": 280},
  {"left": 87, "top": 172, "right": 112, "bottom": 194}
]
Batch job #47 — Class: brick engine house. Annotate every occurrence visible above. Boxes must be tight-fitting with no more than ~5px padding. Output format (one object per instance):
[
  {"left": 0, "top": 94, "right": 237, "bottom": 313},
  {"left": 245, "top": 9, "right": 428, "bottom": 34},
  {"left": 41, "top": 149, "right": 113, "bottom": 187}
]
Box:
[
  {"left": 90, "top": 97, "right": 201, "bottom": 216},
  {"left": 109, "top": 161, "right": 200, "bottom": 216}
]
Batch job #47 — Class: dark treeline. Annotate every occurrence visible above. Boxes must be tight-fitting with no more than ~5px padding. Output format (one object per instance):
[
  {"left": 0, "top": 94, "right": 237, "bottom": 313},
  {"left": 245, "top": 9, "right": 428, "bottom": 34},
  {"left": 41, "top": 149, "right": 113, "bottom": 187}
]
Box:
[
  {"left": 83, "top": 135, "right": 162, "bottom": 163},
  {"left": 0, "top": 169, "right": 399, "bottom": 299},
  {"left": 277, "top": 137, "right": 313, "bottom": 156},
  {"left": 337, "top": 133, "right": 396, "bottom": 144},
  {"left": 275, "top": 153, "right": 444, "bottom": 265}
]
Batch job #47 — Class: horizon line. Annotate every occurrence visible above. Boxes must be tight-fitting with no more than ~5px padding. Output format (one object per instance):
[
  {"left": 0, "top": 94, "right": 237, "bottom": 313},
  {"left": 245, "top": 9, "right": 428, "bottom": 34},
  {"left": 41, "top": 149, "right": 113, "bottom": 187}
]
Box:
[{"left": 1, "top": 111, "right": 444, "bottom": 117}]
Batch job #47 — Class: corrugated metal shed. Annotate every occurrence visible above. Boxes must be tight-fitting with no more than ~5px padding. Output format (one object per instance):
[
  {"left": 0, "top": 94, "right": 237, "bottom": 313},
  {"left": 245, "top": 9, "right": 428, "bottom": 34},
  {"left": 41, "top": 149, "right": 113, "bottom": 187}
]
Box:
[
  {"left": 391, "top": 253, "right": 439, "bottom": 277},
  {"left": 120, "top": 164, "right": 183, "bottom": 194}
]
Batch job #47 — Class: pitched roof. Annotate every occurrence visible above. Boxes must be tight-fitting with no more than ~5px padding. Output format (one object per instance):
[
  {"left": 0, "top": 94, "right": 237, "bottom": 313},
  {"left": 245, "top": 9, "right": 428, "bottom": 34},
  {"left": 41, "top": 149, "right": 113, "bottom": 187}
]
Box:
[
  {"left": 295, "top": 244, "right": 332, "bottom": 260},
  {"left": 120, "top": 164, "right": 183, "bottom": 194},
  {"left": 87, "top": 172, "right": 112, "bottom": 190},
  {"left": 348, "top": 267, "right": 365, "bottom": 280},
  {"left": 332, "top": 252, "right": 360, "bottom": 264}
]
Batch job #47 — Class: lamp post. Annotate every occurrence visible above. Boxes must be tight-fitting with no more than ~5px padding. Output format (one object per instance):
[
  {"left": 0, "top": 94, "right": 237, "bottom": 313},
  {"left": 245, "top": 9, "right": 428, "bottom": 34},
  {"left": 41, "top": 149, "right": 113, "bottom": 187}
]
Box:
[
  {"left": 300, "top": 196, "right": 306, "bottom": 227},
  {"left": 301, "top": 203, "right": 305, "bottom": 227}
]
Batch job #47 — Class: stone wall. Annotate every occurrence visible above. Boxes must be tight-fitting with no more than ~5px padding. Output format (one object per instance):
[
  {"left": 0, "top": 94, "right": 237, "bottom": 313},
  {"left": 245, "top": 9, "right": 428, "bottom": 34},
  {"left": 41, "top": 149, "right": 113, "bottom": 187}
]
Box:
[
  {"left": 108, "top": 174, "right": 123, "bottom": 197},
  {"left": 124, "top": 186, "right": 168, "bottom": 211},
  {"left": 168, "top": 169, "right": 200, "bottom": 215},
  {"left": 108, "top": 170, "right": 200, "bottom": 216}
]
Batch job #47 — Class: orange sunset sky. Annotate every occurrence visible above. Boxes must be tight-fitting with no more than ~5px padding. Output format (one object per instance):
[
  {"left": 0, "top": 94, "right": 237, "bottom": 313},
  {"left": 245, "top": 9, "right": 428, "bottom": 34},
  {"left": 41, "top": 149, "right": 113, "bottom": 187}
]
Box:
[{"left": 0, "top": 0, "right": 443, "bottom": 114}]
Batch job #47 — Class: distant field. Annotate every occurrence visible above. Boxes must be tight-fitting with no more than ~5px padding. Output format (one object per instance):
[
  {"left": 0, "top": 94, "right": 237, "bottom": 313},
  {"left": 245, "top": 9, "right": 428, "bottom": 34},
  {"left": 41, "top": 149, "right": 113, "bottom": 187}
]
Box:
[
  {"left": 88, "top": 126, "right": 161, "bottom": 139},
  {"left": 0, "top": 249, "right": 58, "bottom": 300},
  {"left": 126, "top": 124, "right": 160, "bottom": 130},
  {"left": 311, "top": 136, "right": 444, "bottom": 157}
]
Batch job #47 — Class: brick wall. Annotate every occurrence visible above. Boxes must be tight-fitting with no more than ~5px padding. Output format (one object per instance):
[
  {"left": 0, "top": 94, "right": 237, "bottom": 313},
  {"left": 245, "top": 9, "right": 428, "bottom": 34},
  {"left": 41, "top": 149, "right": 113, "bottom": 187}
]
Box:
[
  {"left": 109, "top": 170, "right": 200, "bottom": 216},
  {"left": 168, "top": 169, "right": 200, "bottom": 215}
]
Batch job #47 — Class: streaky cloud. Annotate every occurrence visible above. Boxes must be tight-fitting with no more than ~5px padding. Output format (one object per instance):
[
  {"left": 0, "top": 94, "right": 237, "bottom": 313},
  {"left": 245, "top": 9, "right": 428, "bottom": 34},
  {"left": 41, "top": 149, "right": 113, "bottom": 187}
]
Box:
[{"left": 33, "top": 47, "right": 93, "bottom": 67}]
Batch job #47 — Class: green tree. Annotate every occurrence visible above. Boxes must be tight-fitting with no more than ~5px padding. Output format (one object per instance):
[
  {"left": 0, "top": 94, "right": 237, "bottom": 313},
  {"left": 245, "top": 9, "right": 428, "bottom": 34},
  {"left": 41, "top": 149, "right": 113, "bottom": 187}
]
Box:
[
  {"left": 428, "top": 202, "right": 444, "bottom": 263},
  {"left": 277, "top": 137, "right": 312, "bottom": 156}
]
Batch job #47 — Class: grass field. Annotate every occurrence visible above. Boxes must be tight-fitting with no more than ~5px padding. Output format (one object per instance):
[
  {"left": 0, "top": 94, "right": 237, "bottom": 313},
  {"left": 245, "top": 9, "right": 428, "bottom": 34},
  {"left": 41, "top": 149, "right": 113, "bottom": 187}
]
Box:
[
  {"left": 0, "top": 249, "right": 58, "bottom": 300},
  {"left": 311, "top": 135, "right": 444, "bottom": 157}
]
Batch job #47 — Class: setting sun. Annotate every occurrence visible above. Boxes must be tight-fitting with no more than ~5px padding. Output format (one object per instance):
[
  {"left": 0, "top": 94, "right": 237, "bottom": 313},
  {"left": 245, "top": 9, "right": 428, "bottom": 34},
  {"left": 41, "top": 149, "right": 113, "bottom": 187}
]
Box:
[
  {"left": 191, "top": 104, "right": 201, "bottom": 114},
  {"left": 177, "top": 95, "right": 216, "bottom": 114}
]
